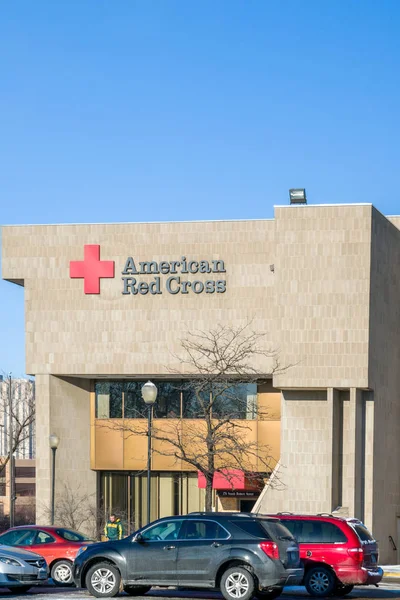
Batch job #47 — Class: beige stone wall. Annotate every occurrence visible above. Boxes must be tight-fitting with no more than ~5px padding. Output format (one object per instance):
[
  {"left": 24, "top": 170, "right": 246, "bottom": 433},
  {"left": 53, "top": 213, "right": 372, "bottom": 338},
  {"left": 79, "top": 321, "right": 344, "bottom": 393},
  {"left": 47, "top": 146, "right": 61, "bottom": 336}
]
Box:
[
  {"left": 258, "top": 390, "right": 334, "bottom": 514},
  {"left": 1, "top": 220, "right": 276, "bottom": 376},
  {"left": 35, "top": 375, "right": 95, "bottom": 523},
  {"left": 273, "top": 205, "right": 372, "bottom": 389},
  {"left": 368, "top": 208, "right": 400, "bottom": 563}
]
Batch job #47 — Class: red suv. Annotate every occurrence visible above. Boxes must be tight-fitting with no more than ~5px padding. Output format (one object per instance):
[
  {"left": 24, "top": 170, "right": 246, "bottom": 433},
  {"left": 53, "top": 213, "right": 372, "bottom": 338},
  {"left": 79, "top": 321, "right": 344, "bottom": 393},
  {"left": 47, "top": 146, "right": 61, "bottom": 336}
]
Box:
[{"left": 266, "top": 514, "right": 383, "bottom": 597}]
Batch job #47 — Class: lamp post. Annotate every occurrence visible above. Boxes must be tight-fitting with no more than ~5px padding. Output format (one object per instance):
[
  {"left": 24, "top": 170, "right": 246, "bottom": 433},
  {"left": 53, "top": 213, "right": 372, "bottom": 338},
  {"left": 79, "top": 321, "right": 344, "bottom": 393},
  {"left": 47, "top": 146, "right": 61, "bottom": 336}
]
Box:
[
  {"left": 141, "top": 381, "right": 158, "bottom": 524},
  {"left": 49, "top": 434, "right": 59, "bottom": 525}
]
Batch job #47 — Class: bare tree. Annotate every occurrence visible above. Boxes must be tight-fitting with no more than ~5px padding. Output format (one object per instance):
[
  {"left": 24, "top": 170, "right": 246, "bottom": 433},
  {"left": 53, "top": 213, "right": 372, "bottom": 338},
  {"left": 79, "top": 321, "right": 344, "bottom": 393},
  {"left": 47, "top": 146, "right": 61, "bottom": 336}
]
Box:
[
  {"left": 108, "top": 323, "right": 288, "bottom": 511},
  {"left": 0, "top": 376, "right": 35, "bottom": 476}
]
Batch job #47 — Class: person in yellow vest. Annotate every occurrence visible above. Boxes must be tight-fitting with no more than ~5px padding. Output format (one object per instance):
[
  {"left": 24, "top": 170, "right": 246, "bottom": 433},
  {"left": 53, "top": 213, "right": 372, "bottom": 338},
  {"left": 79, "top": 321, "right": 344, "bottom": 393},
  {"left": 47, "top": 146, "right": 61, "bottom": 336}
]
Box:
[{"left": 104, "top": 514, "right": 123, "bottom": 541}]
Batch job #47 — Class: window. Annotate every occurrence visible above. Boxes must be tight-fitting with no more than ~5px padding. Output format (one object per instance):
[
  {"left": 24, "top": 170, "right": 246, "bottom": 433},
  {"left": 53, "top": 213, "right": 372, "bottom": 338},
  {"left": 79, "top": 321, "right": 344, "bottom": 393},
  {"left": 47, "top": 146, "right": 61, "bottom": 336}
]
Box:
[
  {"left": 15, "top": 467, "right": 35, "bottom": 478},
  {"left": 35, "top": 531, "right": 56, "bottom": 544},
  {"left": 352, "top": 524, "right": 374, "bottom": 542},
  {"left": 0, "top": 529, "right": 37, "bottom": 546},
  {"left": 182, "top": 385, "right": 210, "bottom": 418},
  {"left": 153, "top": 383, "right": 181, "bottom": 418},
  {"left": 124, "top": 381, "right": 146, "bottom": 418},
  {"left": 231, "top": 520, "right": 271, "bottom": 539},
  {"left": 212, "top": 383, "right": 257, "bottom": 420},
  {"left": 56, "top": 529, "right": 91, "bottom": 542},
  {"left": 281, "top": 520, "right": 347, "bottom": 543},
  {"left": 95, "top": 382, "right": 123, "bottom": 418},
  {"left": 262, "top": 520, "right": 295, "bottom": 541},
  {"left": 15, "top": 482, "right": 35, "bottom": 497},
  {"left": 141, "top": 520, "right": 184, "bottom": 541},
  {"left": 182, "top": 520, "right": 229, "bottom": 540}
]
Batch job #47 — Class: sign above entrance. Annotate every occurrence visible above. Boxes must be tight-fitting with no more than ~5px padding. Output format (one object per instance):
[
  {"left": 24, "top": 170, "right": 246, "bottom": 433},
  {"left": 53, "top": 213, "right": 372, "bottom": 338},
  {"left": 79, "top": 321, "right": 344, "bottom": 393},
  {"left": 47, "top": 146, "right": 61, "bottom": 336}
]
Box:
[{"left": 69, "top": 245, "right": 227, "bottom": 295}]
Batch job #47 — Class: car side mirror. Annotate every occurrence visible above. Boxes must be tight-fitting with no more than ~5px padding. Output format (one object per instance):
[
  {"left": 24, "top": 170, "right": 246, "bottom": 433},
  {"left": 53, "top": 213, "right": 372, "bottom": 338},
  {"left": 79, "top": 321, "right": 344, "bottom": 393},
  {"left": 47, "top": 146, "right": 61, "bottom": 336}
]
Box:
[{"left": 134, "top": 533, "right": 144, "bottom": 543}]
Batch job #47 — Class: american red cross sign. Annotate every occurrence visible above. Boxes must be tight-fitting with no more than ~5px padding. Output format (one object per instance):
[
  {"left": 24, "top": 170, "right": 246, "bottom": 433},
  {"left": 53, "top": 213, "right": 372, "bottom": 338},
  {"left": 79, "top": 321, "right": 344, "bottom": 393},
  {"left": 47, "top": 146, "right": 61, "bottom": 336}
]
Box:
[{"left": 70, "top": 245, "right": 115, "bottom": 294}]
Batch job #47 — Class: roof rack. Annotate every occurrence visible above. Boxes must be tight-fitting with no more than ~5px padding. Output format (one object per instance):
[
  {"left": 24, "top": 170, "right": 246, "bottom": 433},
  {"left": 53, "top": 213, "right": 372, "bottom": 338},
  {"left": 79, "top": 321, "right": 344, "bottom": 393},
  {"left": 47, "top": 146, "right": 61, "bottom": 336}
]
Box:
[
  {"left": 188, "top": 512, "right": 253, "bottom": 518},
  {"left": 317, "top": 513, "right": 334, "bottom": 517},
  {"left": 276, "top": 512, "right": 294, "bottom": 515}
]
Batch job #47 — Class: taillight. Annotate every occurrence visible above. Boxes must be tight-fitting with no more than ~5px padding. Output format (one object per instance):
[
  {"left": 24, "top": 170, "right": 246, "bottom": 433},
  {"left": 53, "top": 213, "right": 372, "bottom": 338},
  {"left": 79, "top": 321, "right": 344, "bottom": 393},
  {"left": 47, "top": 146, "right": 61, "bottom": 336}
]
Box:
[
  {"left": 260, "top": 541, "right": 280, "bottom": 560},
  {"left": 348, "top": 547, "right": 364, "bottom": 565}
]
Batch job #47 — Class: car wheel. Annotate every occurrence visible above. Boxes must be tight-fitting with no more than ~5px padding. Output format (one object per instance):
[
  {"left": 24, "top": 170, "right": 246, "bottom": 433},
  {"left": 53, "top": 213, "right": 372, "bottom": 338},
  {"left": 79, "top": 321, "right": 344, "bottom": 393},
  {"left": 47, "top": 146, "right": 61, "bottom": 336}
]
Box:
[
  {"left": 332, "top": 584, "right": 354, "bottom": 596},
  {"left": 255, "top": 588, "right": 283, "bottom": 600},
  {"left": 7, "top": 586, "right": 31, "bottom": 594},
  {"left": 221, "top": 566, "right": 255, "bottom": 600},
  {"left": 305, "top": 566, "right": 336, "bottom": 597},
  {"left": 51, "top": 559, "right": 74, "bottom": 586},
  {"left": 86, "top": 562, "right": 121, "bottom": 598},
  {"left": 124, "top": 585, "right": 152, "bottom": 596}
]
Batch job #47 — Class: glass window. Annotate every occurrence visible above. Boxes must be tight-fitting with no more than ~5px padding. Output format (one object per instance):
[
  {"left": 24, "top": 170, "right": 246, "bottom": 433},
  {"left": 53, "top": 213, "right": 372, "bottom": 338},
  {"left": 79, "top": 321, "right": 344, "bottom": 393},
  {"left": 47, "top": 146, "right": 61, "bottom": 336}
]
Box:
[
  {"left": 353, "top": 524, "right": 374, "bottom": 542},
  {"left": 15, "top": 467, "right": 35, "bottom": 478},
  {"left": 15, "top": 482, "right": 35, "bottom": 497},
  {"left": 95, "top": 382, "right": 123, "bottom": 419},
  {"left": 212, "top": 383, "right": 257, "bottom": 420},
  {"left": 231, "top": 520, "right": 271, "bottom": 539},
  {"left": 182, "top": 520, "right": 229, "bottom": 540},
  {"left": 124, "top": 381, "right": 146, "bottom": 418},
  {"left": 182, "top": 384, "right": 211, "bottom": 418},
  {"left": 281, "top": 520, "right": 347, "bottom": 543},
  {"left": 141, "top": 520, "right": 184, "bottom": 541},
  {"left": 0, "top": 529, "right": 32, "bottom": 545},
  {"left": 35, "top": 531, "right": 56, "bottom": 544},
  {"left": 55, "top": 529, "right": 91, "bottom": 542},
  {"left": 262, "top": 520, "right": 295, "bottom": 541},
  {"left": 153, "top": 382, "right": 181, "bottom": 418}
]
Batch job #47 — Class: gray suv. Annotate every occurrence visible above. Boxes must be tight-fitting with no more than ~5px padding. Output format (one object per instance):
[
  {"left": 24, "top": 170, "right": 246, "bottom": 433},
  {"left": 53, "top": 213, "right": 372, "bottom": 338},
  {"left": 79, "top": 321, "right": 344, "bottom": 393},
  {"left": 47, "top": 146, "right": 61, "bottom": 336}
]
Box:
[{"left": 73, "top": 512, "right": 303, "bottom": 600}]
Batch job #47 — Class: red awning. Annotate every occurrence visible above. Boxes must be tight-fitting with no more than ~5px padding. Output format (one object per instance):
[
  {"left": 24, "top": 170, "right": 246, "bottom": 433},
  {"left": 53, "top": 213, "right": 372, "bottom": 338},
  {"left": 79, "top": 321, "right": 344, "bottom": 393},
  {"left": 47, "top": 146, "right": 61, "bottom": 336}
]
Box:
[{"left": 197, "top": 469, "right": 262, "bottom": 491}]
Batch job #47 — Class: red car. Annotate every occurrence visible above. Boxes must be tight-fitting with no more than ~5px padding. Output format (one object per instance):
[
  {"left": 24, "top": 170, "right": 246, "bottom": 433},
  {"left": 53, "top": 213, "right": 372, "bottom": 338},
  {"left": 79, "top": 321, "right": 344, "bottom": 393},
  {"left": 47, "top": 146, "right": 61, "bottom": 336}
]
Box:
[
  {"left": 266, "top": 514, "right": 383, "bottom": 597},
  {"left": 0, "top": 526, "right": 93, "bottom": 586}
]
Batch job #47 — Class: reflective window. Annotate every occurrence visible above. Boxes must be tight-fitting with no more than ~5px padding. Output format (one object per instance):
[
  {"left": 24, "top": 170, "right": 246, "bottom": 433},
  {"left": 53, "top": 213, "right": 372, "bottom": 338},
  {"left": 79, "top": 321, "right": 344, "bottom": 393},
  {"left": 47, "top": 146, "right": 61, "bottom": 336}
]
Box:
[
  {"left": 124, "top": 381, "right": 146, "bottom": 418},
  {"left": 212, "top": 383, "right": 257, "bottom": 420},
  {"left": 182, "top": 385, "right": 210, "bottom": 418},
  {"left": 95, "top": 382, "right": 123, "bottom": 419},
  {"left": 0, "top": 529, "right": 33, "bottom": 545},
  {"left": 141, "top": 520, "right": 184, "bottom": 541},
  {"left": 55, "top": 529, "right": 91, "bottom": 541},
  {"left": 353, "top": 524, "right": 374, "bottom": 542},
  {"left": 153, "top": 382, "right": 181, "bottom": 418},
  {"left": 231, "top": 520, "right": 271, "bottom": 539},
  {"left": 281, "top": 520, "right": 347, "bottom": 543},
  {"left": 182, "top": 520, "right": 229, "bottom": 540}
]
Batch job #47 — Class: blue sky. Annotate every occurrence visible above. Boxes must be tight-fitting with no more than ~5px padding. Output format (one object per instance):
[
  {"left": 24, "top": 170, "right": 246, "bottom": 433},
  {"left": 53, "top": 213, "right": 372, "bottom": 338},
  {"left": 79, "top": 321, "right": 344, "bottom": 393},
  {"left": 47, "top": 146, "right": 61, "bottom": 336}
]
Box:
[{"left": 1, "top": 0, "right": 400, "bottom": 375}]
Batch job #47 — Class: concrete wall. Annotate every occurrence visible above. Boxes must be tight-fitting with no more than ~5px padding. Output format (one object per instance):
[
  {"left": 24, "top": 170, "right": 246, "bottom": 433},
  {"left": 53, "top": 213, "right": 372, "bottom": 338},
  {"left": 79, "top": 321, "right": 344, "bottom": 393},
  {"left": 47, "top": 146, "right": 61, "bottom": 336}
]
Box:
[
  {"left": 35, "top": 375, "right": 95, "bottom": 523},
  {"left": 273, "top": 204, "right": 372, "bottom": 389},
  {"left": 368, "top": 208, "right": 400, "bottom": 563}
]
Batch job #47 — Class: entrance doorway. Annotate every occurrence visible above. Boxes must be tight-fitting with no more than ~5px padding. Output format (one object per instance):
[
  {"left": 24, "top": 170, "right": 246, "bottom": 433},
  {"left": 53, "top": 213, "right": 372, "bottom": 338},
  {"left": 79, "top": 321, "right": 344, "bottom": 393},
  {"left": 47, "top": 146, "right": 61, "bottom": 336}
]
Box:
[{"left": 240, "top": 499, "right": 257, "bottom": 512}]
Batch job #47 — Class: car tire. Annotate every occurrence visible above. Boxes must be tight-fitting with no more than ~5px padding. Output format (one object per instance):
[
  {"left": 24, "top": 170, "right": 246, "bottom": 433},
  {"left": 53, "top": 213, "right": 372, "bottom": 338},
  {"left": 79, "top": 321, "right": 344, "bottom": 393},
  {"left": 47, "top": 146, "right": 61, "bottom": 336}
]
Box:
[
  {"left": 305, "top": 566, "right": 336, "bottom": 597},
  {"left": 221, "top": 566, "right": 255, "bottom": 600},
  {"left": 332, "top": 583, "right": 354, "bottom": 596},
  {"left": 86, "top": 562, "right": 121, "bottom": 598},
  {"left": 255, "top": 588, "right": 283, "bottom": 600},
  {"left": 124, "top": 585, "right": 152, "bottom": 596},
  {"left": 51, "top": 559, "right": 74, "bottom": 586},
  {"left": 8, "top": 586, "right": 31, "bottom": 594}
]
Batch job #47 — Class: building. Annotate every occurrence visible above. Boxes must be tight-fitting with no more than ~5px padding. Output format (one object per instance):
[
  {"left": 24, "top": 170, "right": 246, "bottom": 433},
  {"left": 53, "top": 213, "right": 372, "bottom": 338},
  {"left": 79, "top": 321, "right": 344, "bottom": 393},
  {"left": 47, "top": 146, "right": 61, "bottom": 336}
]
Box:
[
  {"left": 2, "top": 202, "right": 400, "bottom": 562},
  {"left": 0, "top": 377, "right": 36, "bottom": 524}
]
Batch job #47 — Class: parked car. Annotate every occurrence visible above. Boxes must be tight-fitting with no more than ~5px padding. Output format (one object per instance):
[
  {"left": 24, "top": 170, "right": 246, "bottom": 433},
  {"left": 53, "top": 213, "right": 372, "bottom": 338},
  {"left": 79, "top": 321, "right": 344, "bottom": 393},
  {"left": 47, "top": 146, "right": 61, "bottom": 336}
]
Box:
[
  {"left": 0, "top": 545, "right": 47, "bottom": 593},
  {"left": 74, "top": 512, "right": 303, "bottom": 599},
  {"left": 0, "top": 526, "right": 93, "bottom": 586},
  {"left": 266, "top": 513, "right": 383, "bottom": 597}
]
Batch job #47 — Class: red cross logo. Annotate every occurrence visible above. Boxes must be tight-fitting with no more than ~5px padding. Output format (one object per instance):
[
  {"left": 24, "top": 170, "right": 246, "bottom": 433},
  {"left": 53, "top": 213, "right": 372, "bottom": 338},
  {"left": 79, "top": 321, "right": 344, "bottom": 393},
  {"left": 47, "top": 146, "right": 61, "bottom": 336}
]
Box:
[{"left": 70, "top": 245, "right": 115, "bottom": 294}]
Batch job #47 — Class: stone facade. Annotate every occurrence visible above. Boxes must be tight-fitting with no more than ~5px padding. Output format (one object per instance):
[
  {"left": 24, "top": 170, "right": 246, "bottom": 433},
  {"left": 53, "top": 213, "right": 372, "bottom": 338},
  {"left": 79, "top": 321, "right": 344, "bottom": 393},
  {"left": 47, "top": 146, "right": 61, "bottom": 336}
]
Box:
[{"left": 2, "top": 204, "right": 400, "bottom": 562}]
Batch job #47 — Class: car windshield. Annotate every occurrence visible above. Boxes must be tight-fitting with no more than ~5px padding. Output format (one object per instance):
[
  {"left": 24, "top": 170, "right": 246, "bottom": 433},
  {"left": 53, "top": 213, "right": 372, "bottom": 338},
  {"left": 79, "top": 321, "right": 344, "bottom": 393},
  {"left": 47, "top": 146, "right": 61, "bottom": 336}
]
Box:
[{"left": 55, "top": 528, "right": 92, "bottom": 542}]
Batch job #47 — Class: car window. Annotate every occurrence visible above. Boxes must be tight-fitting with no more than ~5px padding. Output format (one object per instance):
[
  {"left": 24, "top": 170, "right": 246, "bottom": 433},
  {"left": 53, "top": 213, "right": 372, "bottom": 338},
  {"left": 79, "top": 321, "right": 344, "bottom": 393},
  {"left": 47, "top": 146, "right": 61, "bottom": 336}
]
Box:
[
  {"left": 0, "top": 529, "right": 33, "bottom": 545},
  {"left": 55, "top": 529, "right": 91, "bottom": 541},
  {"left": 231, "top": 520, "right": 272, "bottom": 539},
  {"left": 281, "top": 520, "right": 347, "bottom": 543},
  {"left": 182, "top": 520, "right": 229, "bottom": 540},
  {"left": 263, "top": 521, "right": 295, "bottom": 541},
  {"left": 352, "top": 524, "right": 374, "bottom": 542},
  {"left": 35, "top": 531, "right": 56, "bottom": 544},
  {"left": 141, "top": 520, "right": 183, "bottom": 541}
]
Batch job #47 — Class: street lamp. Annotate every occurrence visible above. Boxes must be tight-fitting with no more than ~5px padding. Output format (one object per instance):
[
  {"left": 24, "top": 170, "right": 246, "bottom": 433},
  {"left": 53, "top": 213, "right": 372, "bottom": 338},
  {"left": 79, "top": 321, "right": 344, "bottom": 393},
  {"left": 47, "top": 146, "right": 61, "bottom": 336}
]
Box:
[
  {"left": 49, "top": 433, "right": 59, "bottom": 525},
  {"left": 8, "top": 373, "right": 15, "bottom": 528},
  {"left": 141, "top": 381, "right": 158, "bottom": 524}
]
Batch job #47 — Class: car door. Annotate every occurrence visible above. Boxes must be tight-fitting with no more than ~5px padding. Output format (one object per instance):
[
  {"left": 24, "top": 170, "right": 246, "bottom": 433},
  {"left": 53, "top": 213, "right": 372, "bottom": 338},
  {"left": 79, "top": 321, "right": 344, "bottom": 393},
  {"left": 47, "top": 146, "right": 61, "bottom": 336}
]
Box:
[
  {"left": 176, "top": 519, "right": 230, "bottom": 586},
  {"left": 281, "top": 519, "right": 347, "bottom": 567},
  {"left": 25, "top": 530, "right": 58, "bottom": 564},
  {"left": 127, "top": 519, "right": 184, "bottom": 585}
]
